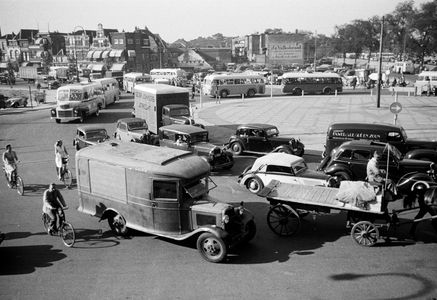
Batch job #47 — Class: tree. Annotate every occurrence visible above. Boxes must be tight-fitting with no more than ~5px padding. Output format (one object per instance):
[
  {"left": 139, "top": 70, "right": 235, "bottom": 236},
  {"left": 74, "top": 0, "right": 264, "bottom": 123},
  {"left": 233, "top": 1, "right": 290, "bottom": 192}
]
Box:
[{"left": 212, "top": 33, "right": 224, "bottom": 40}]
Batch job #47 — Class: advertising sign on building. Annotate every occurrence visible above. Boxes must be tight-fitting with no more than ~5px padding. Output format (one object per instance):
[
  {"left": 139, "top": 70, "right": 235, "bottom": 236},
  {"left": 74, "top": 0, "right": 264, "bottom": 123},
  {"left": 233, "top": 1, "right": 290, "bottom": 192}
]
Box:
[{"left": 266, "top": 34, "right": 304, "bottom": 64}]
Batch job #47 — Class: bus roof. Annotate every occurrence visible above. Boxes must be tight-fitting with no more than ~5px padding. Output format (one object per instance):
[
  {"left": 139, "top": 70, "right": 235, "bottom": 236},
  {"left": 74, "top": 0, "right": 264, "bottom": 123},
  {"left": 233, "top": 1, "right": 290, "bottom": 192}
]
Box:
[
  {"left": 204, "top": 73, "right": 264, "bottom": 80},
  {"left": 57, "top": 82, "right": 100, "bottom": 90},
  {"left": 134, "top": 84, "right": 189, "bottom": 94},
  {"left": 282, "top": 72, "right": 341, "bottom": 78},
  {"left": 77, "top": 140, "right": 210, "bottom": 179},
  {"left": 123, "top": 72, "right": 151, "bottom": 78}
]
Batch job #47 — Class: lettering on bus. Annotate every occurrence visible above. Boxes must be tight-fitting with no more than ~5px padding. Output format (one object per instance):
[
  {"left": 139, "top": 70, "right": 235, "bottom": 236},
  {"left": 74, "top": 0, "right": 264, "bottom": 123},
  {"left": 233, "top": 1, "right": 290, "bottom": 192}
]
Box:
[{"left": 333, "top": 130, "right": 381, "bottom": 140}]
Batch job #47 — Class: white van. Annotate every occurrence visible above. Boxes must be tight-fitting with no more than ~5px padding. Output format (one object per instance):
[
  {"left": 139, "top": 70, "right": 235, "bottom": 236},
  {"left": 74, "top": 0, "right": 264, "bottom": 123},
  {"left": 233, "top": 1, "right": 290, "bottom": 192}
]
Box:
[{"left": 414, "top": 71, "right": 437, "bottom": 95}]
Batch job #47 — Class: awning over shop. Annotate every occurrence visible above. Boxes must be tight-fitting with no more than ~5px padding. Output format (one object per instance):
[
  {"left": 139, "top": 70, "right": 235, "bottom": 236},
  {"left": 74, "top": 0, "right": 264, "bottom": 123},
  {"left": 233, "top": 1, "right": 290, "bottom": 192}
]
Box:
[
  {"left": 36, "top": 51, "right": 42, "bottom": 58},
  {"left": 111, "top": 63, "right": 125, "bottom": 71},
  {"left": 111, "top": 50, "right": 125, "bottom": 57},
  {"left": 93, "top": 51, "right": 103, "bottom": 59},
  {"left": 0, "top": 63, "right": 8, "bottom": 69},
  {"left": 87, "top": 64, "right": 94, "bottom": 70},
  {"left": 128, "top": 50, "right": 136, "bottom": 57},
  {"left": 101, "top": 51, "right": 110, "bottom": 58},
  {"left": 92, "top": 64, "right": 104, "bottom": 71},
  {"left": 86, "top": 51, "right": 95, "bottom": 59}
]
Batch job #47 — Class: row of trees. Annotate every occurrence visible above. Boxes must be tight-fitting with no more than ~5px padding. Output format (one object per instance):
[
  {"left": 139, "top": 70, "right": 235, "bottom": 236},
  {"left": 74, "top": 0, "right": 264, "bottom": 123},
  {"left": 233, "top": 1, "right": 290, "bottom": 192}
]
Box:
[{"left": 209, "top": 0, "right": 436, "bottom": 67}]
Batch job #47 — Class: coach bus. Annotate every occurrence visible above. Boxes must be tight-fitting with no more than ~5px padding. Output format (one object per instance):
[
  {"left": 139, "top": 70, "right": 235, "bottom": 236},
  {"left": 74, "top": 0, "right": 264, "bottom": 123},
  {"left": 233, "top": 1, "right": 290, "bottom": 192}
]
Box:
[
  {"left": 202, "top": 73, "right": 266, "bottom": 98},
  {"left": 92, "top": 78, "right": 120, "bottom": 108},
  {"left": 123, "top": 72, "right": 152, "bottom": 93},
  {"left": 281, "top": 72, "right": 343, "bottom": 95},
  {"left": 150, "top": 68, "right": 188, "bottom": 87}
]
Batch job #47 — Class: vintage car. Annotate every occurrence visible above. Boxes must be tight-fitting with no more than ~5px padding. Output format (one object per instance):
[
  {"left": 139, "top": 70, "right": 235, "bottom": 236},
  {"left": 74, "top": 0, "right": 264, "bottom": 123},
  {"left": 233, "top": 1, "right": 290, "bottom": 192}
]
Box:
[
  {"left": 239, "top": 153, "right": 338, "bottom": 194},
  {"left": 317, "top": 140, "right": 436, "bottom": 194},
  {"left": 73, "top": 125, "right": 110, "bottom": 150},
  {"left": 6, "top": 97, "right": 28, "bottom": 108},
  {"left": 226, "top": 123, "right": 305, "bottom": 156},
  {"left": 323, "top": 122, "right": 437, "bottom": 161},
  {"left": 114, "top": 118, "right": 154, "bottom": 143},
  {"left": 159, "top": 124, "right": 234, "bottom": 170}
]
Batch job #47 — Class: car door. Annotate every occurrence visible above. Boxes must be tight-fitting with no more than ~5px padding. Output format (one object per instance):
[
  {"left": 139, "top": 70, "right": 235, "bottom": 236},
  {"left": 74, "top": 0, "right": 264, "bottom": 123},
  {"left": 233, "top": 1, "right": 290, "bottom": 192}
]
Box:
[
  {"left": 258, "top": 165, "right": 299, "bottom": 186},
  {"left": 349, "top": 149, "right": 371, "bottom": 180},
  {"left": 77, "top": 130, "right": 87, "bottom": 149},
  {"left": 246, "top": 129, "right": 270, "bottom": 152},
  {"left": 151, "top": 180, "right": 181, "bottom": 234}
]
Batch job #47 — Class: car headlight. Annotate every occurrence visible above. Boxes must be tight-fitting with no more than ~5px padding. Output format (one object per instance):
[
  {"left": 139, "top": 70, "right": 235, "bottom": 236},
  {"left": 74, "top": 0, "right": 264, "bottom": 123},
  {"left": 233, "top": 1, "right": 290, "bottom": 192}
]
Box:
[{"left": 222, "top": 215, "right": 230, "bottom": 224}]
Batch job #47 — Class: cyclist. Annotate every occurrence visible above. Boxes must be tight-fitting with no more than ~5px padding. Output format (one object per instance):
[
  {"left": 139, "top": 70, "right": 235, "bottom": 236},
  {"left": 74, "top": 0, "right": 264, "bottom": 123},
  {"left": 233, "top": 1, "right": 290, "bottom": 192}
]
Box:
[
  {"left": 55, "top": 140, "right": 68, "bottom": 180},
  {"left": 42, "top": 183, "right": 68, "bottom": 235},
  {"left": 2, "top": 144, "right": 19, "bottom": 183}
]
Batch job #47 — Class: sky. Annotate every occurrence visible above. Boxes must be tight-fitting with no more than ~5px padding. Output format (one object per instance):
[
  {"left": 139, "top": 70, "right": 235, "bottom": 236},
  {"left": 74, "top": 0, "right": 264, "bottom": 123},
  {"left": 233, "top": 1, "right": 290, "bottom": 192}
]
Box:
[{"left": 0, "top": 0, "right": 431, "bottom": 43}]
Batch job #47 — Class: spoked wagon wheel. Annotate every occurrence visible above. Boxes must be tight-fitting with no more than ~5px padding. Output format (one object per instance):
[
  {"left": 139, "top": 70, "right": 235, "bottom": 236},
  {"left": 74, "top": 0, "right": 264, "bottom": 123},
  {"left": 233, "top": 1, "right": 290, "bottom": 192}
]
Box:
[
  {"left": 16, "top": 176, "right": 24, "bottom": 195},
  {"left": 351, "top": 221, "right": 379, "bottom": 247},
  {"left": 60, "top": 222, "right": 76, "bottom": 247},
  {"left": 267, "top": 204, "right": 300, "bottom": 236}
]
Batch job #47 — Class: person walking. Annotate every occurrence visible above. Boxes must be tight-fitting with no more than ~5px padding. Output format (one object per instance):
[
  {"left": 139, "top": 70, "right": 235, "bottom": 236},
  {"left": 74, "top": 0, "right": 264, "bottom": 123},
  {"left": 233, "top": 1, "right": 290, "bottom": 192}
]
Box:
[{"left": 55, "top": 140, "right": 68, "bottom": 180}]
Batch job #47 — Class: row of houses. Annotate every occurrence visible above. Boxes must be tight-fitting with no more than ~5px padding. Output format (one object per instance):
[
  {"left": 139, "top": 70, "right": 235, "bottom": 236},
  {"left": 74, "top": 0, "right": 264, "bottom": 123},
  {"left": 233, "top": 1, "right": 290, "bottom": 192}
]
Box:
[{"left": 0, "top": 24, "right": 309, "bottom": 75}]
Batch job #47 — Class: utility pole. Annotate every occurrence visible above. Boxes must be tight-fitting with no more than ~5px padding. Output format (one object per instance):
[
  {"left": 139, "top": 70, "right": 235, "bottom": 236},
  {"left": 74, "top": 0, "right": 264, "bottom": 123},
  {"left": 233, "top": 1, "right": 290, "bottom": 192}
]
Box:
[{"left": 377, "top": 17, "right": 384, "bottom": 108}]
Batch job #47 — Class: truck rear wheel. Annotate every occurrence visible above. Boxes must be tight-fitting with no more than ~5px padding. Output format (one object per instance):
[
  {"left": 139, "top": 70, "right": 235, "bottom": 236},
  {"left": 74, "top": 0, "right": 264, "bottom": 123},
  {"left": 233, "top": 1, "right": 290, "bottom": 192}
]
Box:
[{"left": 55, "top": 119, "right": 61, "bottom": 124}]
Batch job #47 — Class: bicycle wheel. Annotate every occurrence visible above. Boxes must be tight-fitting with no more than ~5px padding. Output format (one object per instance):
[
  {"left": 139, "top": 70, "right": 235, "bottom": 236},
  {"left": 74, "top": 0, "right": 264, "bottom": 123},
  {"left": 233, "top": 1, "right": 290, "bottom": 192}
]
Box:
[
  {"left": 42, "top": 213, "right": 50, "bottom": 233},
  {"left": 60, "top": 222, "right": 75, "bottom": 247},
  {"left": 63, "top": 170, "right": 73, "bottom": 188},
  {"left": 16, "top": 176, "right": 24, "bottom": 195}
]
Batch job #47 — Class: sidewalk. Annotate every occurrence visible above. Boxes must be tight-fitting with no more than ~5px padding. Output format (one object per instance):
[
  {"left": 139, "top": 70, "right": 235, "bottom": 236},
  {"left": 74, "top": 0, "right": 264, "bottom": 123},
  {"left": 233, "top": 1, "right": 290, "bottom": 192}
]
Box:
[
  {"left": 0, "top": 83, "right": 57, "bottom": 111},
  {"left": 194, "top": 93, "right": 437, "bottom": 152}
]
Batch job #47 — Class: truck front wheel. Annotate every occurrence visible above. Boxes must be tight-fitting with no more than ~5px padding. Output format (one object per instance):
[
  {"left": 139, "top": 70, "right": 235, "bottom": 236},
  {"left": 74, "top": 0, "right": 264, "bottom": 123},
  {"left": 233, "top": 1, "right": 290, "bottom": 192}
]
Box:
[
  {"left": 55, "top": 119, "right": 61, "bottom": 124},
  {"left": 196, "top": 233, "right": 227, "bottom": 263}
]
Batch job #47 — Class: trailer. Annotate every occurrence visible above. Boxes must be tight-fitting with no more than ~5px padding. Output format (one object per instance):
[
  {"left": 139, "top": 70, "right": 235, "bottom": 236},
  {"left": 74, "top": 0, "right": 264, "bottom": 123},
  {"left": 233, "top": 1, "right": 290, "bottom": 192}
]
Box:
[
  {"left": 258, "top": 180, "right": 437, "bottom": 246},
  {"left": 19, "top": 66, "right": 43, "bottom": 83}
]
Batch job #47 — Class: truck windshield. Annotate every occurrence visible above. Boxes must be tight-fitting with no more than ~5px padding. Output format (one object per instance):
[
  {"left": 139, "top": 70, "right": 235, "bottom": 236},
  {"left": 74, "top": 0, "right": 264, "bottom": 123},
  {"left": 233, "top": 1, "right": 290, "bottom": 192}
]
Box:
[
  {"left": 184, "top": 177, "right": 217, "bottom": 198},
  {"left": 170, "top": 108, "right": 190, "bottom": 117}
]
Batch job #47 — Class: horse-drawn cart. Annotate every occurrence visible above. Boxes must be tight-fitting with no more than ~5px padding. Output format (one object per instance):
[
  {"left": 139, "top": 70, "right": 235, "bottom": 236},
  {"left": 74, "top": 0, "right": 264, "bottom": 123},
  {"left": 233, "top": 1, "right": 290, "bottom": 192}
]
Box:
[{"left": 258, "top": 180, "right": 437, "bottom": 246}]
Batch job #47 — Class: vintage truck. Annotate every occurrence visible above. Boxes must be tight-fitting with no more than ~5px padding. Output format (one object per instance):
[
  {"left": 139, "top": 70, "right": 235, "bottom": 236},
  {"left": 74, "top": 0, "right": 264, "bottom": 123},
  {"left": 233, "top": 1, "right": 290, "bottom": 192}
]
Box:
[
  {"left": 75, "top": 141, "right": 256, "bottom": 263},
  {"left": 19, "top": 66, "right": 43, "bottom": 83},
  {"left": 132, "top": 84, "right": 202, "bottom": 134}
]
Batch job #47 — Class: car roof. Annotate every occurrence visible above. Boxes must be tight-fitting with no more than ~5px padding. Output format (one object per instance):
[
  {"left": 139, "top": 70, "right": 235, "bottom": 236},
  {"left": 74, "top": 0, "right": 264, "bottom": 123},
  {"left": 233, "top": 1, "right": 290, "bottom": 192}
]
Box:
[
  {"left": 253, "top": 153, "right": 303, "bottom": 168},
  {"left": 117, "top": 117, "right": 146, "bottom": 124},
  {"left": 160, "top": 124, "right": 208, "bottom": 134},
  {"left": 237, "top": 123, "right": 277, "bottom": 130},
  {"left": 77, "top": 124, "right": 107, "bottom": 131},
  {"left": 340, "top": 140, "right": 388, "bottom": 149},
  {"left": 328, "top": 122, "right": 402, "bottom": 131}
]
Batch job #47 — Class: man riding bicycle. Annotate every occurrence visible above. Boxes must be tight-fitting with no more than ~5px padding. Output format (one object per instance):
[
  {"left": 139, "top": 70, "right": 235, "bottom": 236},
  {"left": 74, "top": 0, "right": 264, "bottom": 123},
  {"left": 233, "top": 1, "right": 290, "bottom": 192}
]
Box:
[
  {"left": 3, "top": 144, "right": 19, "bottom": 183},
  {"left": 43, "top": 183, "right": 68, "bottom": 235}
]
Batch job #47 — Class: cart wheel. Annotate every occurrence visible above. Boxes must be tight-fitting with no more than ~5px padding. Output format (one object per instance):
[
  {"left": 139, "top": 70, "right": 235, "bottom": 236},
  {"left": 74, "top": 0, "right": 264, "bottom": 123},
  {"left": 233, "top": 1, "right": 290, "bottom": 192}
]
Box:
[
  {"left": 267, "top": 204, "right": 300, "bottom": 236},
  {"left": 351, "top": 221, "right": 379, "bottom": 247}
]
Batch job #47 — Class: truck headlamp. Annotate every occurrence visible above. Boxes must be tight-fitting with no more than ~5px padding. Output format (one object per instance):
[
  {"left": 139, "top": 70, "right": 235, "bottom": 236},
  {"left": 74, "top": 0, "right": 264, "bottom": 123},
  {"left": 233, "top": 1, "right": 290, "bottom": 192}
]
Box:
[{"left": 222, "top": 215, "right": 230, "bottom": 224}]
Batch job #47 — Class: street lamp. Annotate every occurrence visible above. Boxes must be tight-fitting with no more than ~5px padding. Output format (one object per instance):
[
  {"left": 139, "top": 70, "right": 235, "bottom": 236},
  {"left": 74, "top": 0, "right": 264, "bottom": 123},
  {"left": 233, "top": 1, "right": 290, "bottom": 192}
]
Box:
[{"left": 73, "top": 26, "right": 86, "bottom": 83}]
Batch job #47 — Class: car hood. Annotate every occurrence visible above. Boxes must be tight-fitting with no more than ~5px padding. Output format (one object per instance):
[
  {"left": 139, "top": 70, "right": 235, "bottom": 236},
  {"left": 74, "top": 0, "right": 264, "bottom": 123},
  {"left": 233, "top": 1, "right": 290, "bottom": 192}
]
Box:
[
  {"left": 406, "top": 138, "right": 437, "bottom": 150},
  {"left": 129, "top": 129, "right": 149, "bottom": 137},
  {"left": 86, "top": 137, "right": 108, "bottom": 144},
  {"left": 192, "top": 143, "right": 222, "bottom": 155},
  {"left": 399, "top": 158, "right": 434, "bottom": 169},
  {"left": 189, "top": 199, "right": 231, "bottom": 214},
  {"left": 299, "top": 168, "right": 330, "bottom": 180}
]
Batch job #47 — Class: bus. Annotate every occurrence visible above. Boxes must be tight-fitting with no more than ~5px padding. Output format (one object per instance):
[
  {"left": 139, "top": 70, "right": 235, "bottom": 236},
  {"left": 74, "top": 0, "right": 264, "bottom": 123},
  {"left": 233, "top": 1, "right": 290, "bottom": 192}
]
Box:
[
  {"left": 123, "top": 72, "right": 152, "bottom": 93},
  {"left": 202, "top": 73, "right": 266, "bottom": 98},
  {"left": 393, "top": 61, "right": 415, "bottom": 74},
  {"left": 92, "top": 78, "right": 120, "bottom": 108},
  {"left": 150, "top": 68, "right": 188, "bottom": 87},
  {"left": 281, "top": 72, "right": 343, "bottom": 95},
  {"left": 414, "top": 71, "right": 437, "bottom": 95}
]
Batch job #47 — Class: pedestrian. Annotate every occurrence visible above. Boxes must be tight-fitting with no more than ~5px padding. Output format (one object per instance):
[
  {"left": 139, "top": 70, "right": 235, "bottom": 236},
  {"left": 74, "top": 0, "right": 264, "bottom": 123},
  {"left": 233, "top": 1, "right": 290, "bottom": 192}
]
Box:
[
  {"left": 54, "top": 140, "right": 68, "bottom": 180},
  {"left": 350, "top": 76, "right": 357, "bottom": 89},
  {"left": 426, "top": 79, "right": 431, "bottom": 97},
  {"left": 191, "top": 83, "right": 196, "bottom": 100}
]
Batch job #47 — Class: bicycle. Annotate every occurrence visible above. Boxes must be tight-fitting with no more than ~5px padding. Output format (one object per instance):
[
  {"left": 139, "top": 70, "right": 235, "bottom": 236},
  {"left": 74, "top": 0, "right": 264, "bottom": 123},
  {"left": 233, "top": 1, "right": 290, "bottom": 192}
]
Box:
[
  {"left": 59, "top": 157, "right": 73, "bottom": 188},
  {"left": 3, "top": 162, "right": 24, "bottom": 196},
  {"left": 42, "top": 206, "right": 75, "bottom": 247}
]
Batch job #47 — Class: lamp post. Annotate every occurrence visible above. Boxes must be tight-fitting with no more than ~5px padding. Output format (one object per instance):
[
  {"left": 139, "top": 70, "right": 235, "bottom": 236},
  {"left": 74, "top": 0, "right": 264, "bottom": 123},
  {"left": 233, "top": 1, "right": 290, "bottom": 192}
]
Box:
[{"left": 73, "top": 26, "right": 86, "bottom": 83}]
